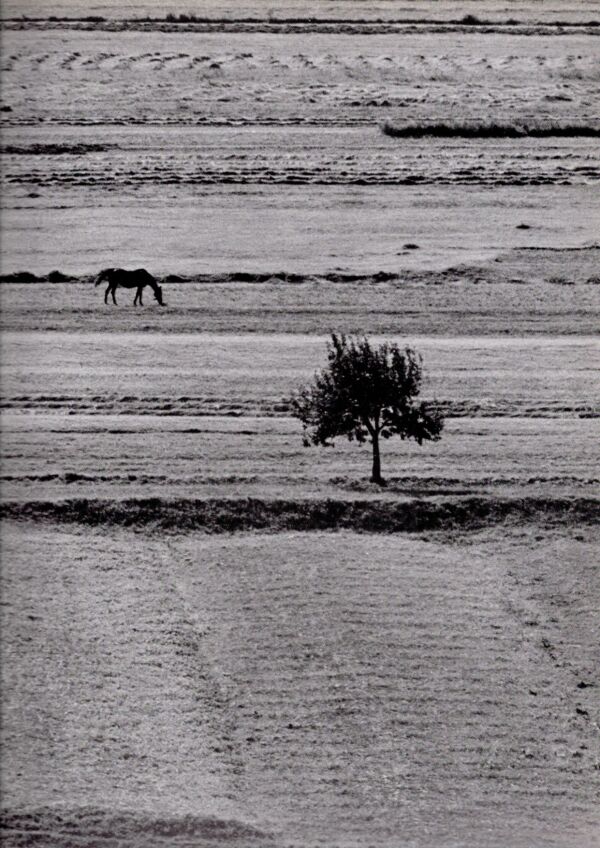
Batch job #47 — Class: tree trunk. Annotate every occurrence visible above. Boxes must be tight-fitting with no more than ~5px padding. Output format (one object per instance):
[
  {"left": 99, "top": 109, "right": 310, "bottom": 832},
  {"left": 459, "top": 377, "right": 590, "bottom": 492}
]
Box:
[{"left": 370, "top": 430, "right": 385, "bottom": 485}]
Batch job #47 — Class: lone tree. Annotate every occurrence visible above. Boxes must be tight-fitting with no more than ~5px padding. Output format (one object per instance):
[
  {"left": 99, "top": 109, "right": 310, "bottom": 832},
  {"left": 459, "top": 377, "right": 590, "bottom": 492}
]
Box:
[{"left": 291, "top": 333, "right": 444, "bottom": 485}]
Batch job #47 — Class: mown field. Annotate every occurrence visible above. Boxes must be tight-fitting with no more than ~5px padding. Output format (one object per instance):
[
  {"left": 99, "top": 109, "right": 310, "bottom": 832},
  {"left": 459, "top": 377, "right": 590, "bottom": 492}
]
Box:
[
  {"left": 2, "top": 522, "right": 599, "bottom": 847},
  {"left": 2, "top": 316, "right": 599, "bottom": 846},
  {"left": 1, "top": 329, "right": 598, "bottom": 503},
  {"left": 1, "top": 2, "right": 599, "bottom": 846},
  {"left": 2, "top": 249, "right": 600, "bottom": 334}
]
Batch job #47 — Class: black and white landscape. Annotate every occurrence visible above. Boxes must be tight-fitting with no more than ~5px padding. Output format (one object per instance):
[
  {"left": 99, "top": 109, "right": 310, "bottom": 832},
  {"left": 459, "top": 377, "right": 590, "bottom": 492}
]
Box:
[{"left": 1, "top": 2, "right": 599, "bottom": 846}]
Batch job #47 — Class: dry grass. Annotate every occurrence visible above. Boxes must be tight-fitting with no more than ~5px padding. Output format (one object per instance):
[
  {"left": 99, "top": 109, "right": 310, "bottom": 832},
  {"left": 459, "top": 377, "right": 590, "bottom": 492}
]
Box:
[
  {"left": 1, "top": 14, "right": 598, "bottom": 846},
  {"left": 2, "top": 522, "right": 598, "bottom": 846},
  {"left": 2, "top": 495, "right": 599, "bottom": 534},
  {"left": 2, "top": 245, "right": 599, "bottom": 334},
  {"left": 2, "top": 415, "right": 598, "bottom": 504},
  {"left": 381, "top": 121, "right": 600, "bottom": 138}
]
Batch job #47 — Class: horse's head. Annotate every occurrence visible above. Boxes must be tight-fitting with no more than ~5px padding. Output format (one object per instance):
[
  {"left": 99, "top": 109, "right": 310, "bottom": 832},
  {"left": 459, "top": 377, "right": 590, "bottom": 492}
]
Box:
[
  {"left": 154, "top": 283, "right": 165, "bottom": 306},
  {"left": 94, "top": 268, "right": 114, "bottom": 287}
]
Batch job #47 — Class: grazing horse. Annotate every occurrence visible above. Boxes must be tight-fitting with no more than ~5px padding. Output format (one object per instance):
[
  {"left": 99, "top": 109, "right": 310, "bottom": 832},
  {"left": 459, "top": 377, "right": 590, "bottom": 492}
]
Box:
[{"left": 94, "top": 268, "right": 164, "bottom": 306}]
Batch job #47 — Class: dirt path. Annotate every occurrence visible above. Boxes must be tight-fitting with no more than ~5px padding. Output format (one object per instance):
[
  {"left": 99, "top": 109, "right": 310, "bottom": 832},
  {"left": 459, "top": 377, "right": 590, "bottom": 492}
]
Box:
[{"left": 2, "top": 522, "right": 598, "bottom": 846}]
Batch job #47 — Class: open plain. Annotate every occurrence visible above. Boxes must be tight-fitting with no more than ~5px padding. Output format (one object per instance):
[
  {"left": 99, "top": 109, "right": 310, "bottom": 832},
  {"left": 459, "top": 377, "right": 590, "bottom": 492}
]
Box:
[{"left": 1, "top": 2, "right": 599, "bottom": 846}]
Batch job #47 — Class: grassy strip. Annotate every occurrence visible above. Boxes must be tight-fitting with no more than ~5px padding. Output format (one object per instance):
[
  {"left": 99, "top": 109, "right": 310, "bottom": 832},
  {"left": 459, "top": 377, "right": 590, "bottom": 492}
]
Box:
[
  {"left": 0, "top": 808, "right": 271, "bottom": 844},
  {"left": 1, "top": 497, "right": 598, "bottom": 533},
  {"left": 1, "top": 143, "right": 114, "bottom": 156},
  {"left": 4, "top": 252, "right": 600, "bottom": 287},
  {"left": 381, "top": 122, "right": 600, "bottom": 139},
  {"left": 2, "top": 17, "right": 598, "bottom": 29}
]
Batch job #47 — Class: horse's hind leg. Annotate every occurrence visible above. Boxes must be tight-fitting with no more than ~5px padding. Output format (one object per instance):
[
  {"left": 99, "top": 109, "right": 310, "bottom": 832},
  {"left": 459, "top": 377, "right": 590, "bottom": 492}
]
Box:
[
  {"left": 104, "top": 285, "right": 110, "bottom": 304},
  {"left": 111, "top": 285, "right": 117, "bottom": 305},
  {"left": 134, "top": 287, "right": 143, "bottom": 306}
]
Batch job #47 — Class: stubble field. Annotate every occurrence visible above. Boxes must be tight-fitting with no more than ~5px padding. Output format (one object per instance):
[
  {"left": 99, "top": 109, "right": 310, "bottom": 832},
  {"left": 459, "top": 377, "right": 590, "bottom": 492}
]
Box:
[
  {"left": 2, "top": 523, "right": 600, "bottom": 847},
  {"left": 1, "top": 2, "right": 599, "bottom": 846}
]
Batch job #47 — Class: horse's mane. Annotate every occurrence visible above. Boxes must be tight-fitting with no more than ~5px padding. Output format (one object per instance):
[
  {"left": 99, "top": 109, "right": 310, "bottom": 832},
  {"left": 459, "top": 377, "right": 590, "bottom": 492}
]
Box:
[{"left": 94, "top": 268, "right": 115, "bottom": 286}]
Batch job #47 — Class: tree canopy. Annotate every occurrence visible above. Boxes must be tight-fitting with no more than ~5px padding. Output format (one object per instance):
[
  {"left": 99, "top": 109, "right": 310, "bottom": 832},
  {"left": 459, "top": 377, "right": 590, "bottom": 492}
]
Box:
[{"left": 291, "top": 333, "right": 444, "bottom": 485}]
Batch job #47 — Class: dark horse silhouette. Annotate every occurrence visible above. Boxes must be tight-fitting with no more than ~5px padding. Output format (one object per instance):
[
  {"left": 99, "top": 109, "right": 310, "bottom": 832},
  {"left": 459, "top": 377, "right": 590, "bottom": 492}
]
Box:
[{"left": 94, "top": 268, "right": 164, "bottom": 306}]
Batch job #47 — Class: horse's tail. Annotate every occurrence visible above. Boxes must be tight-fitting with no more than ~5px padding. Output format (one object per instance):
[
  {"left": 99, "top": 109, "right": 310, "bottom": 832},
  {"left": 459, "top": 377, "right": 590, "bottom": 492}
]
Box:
[{"left": 94, "top": 268, "right": 112, "bottom": 287}]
